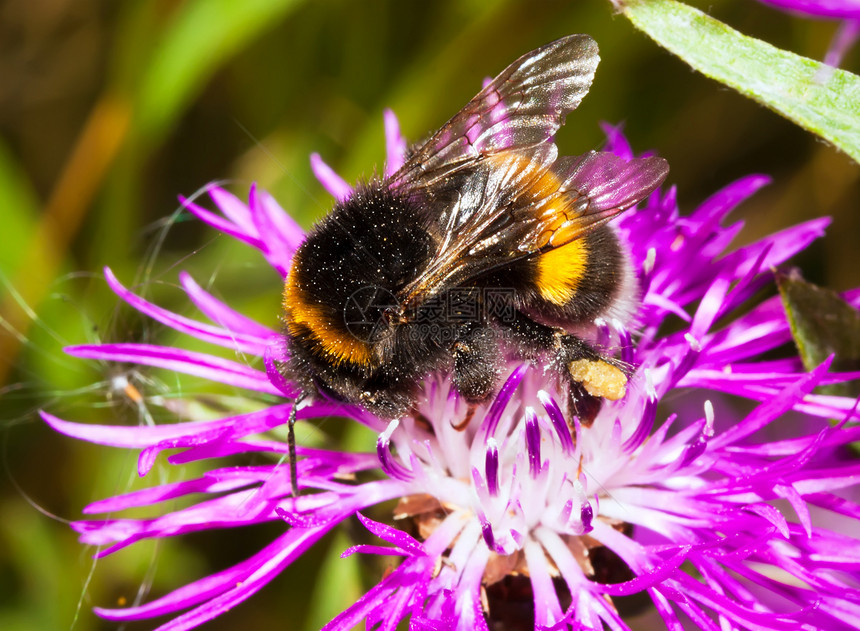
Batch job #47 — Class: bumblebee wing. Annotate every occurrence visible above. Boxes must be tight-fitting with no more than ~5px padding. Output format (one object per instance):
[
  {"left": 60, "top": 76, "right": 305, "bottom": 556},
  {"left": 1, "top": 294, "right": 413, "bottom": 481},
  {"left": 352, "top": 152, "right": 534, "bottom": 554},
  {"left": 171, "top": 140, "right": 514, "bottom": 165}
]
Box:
[
  {"left": 391, "top": 34, "right": 600, "bottom": 190},
  {"left": 398, "top": 150, "right": 668, "bottom": 310},
  {"left": 515, "top": 150, "right": 670, "bottom": 251}
]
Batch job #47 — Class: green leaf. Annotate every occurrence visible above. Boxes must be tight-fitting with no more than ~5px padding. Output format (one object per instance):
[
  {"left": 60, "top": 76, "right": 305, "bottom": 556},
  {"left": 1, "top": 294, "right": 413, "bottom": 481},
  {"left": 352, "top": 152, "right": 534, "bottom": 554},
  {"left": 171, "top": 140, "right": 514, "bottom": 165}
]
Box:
[
  {"left": 617, "top": 0, "right": 860, "bottom": 163},
  {"left": 134, "top": 0, "right": 304, "bottom": 142},
  {"left": 777, "top": 271, "right": 860, "bottom": 397}
]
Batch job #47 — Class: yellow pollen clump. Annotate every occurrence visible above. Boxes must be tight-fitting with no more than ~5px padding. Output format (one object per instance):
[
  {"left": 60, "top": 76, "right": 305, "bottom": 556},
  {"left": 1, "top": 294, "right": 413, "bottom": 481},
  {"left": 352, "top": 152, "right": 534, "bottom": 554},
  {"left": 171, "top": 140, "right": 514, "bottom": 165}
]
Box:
[{"left": 569, "top": 359, "right": 627, "bottom": 400}]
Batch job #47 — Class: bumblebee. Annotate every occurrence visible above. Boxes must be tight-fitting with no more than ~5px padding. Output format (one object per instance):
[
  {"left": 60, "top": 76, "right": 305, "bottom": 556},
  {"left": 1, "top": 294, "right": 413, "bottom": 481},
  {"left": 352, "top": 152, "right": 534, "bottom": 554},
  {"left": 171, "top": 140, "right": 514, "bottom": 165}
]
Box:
[{"left": 282, "top": 35, "right": 668, "bottom": 439}]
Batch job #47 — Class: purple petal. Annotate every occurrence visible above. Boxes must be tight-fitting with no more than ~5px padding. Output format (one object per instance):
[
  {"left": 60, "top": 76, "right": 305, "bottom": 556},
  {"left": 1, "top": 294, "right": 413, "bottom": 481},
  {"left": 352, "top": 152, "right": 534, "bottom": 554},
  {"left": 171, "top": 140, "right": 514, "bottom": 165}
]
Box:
[
  {"left": 93, "top": 530, "right": 291, "bottom": 619},
  {"left": 791, "top": 462, "right": 860, "bottom": 494},
  {"left": 715, "top": 243, "right": 774, "bottom": 317},
  {"left": 479, "top": 364, "right": 528, "bottom": 439},
  {"left": 264, "top": 342, "right": 300, "bottom": 397},
  {"left": 340, "top": 544, "right": 407, "bottom": 558},
  {"left": 596, "top": 548, "right": 690, "bottom": 596},
  {"left": 41, "top": 409, "right": 245, "bottom": 448},
  {"left": 690, "top": 175, "right": 770, "bottom": 226},
  {"left": 384, "top": 109, "right": 408, "bottom": 177},
  {"left": 84, "top": 469, "right": 266, "bottom": 513},
  {"left": 774, "top": 483, "right": 812, "bottom": 536},
  {"left": 538, "top": 391, "right": 575, "bottom": 455},
  {"left": 98, "top": 526, "right": 330, "bottom": 629},
  {"left": 484, "top": 438, "right": 500, "bottom": 496},
  {"left": 104, "top": 268, "right": 268, "bottom": 356},
  {"left": 524, "top": 540, "right": 563, "bottom": 626},
  {"left": 643, "top": 292, "right": 692, "bottom": 322},
  {"left": 745, "top": 503, "right": 791, "bottom": 539},
  {"left": 622, "top": 377, "right": 658, "bottom": 451},
  {"left": 672, "top": 572, "right": 808, "bottom": 630},
  {"left": 355, "top": 512, "right": 425, "bottom": 556},
  {"left": 600, "top": 121, "right": 634, "bottom": 160},
  {"left": 321, "top": 556, "right": 434, "bottom": 631},
  {"left": 479, "top": 515, "right": 500, "bottom": 553},
  {"left": 377, "top": 420, "right": 414, "bottom": 481},
  {"left": 65, "top": 343, "right": 282, "bottom": 396},
  {"left": 717, "top": 218, "right": 830, "bottom": 280},
  {"left": 41, "top": 400, "right": 345, "bottom": 449},
  {"left": 179, "top": 271, "right": 276, "bottom": 340},
  {"left": 825, "top": 18, "right": 860, "bottom": 67},
  {"left": 757, "top": 0, "right": 860, "bottom": 19},
  {"left": 525, "top": 408, "right": 541, "bottom": 478},
  {"left": 712, "top": 358, "right": 833, "bottom": 449},
  {"left": 727, "top": 424, "right": 860, "bottom": 457},
  {"left": 206, "top": 185, "right": 258, "bottom": 235},
  {"left": 248, "top": 184, "right": 294, "bottom": 277},
  {"left": 648, "top": 588, "right": 686, "bottom": 631},
  {"left": 579, "top": 500, "right": 594, "bottom": 533},
  {"left": 690, "top": 275, "right": 731, "bottom": 340},
  {"left": 310, "top": 153, "right": 352, "bottom": 202},
  {"left": 255, "top": 187, "right": 305, "bottom": 252},
  {"left": 805, "top": 492, "right": 860, "bottom": 521},
  {"left": 180, "top": 195, "right": 264, "bottom": 250}
]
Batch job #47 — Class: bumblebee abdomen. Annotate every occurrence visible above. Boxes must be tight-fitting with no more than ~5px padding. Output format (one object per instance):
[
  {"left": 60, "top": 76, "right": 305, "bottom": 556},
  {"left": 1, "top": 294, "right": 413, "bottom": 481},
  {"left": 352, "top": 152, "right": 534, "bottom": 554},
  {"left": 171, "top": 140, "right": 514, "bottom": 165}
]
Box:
[
  {"left": 526, "top": 224, "right": 636, "bottom": 326},
  {"left": 534, "top": 238, "right": 589, "bottom": 306}
]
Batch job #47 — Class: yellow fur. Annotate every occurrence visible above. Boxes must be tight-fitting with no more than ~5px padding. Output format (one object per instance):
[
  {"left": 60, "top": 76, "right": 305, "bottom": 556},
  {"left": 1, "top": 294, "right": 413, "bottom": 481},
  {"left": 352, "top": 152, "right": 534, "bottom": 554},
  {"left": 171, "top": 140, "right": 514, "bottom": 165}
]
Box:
[{"left": 284, "top": 268, "right": 374, "bottom": 367}]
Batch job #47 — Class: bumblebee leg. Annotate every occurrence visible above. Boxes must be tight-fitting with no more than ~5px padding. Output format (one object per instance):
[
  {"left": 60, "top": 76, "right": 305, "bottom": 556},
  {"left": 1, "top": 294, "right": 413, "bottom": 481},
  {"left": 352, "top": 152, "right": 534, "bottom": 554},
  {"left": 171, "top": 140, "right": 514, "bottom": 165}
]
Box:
[
  {"left": 451, "top": 404, "right": 478, "bottom": 431},
  {"left": 288, "top": 393, "right": 307, "bottom": 497},
  {"left": 452, "top": 325, "right": 499, "bottom": 405},
  {"left": 500, "top": 312, "right": 628, "bottom": 425},
  {"left": 556, "top": 335, "right": 628, "bottom": 426},
  {"left": 567, "top": 380, "right": 603, "bottom": 428},
  {"left": 567, "top": 355, "right": 628, "bottom": 399}
]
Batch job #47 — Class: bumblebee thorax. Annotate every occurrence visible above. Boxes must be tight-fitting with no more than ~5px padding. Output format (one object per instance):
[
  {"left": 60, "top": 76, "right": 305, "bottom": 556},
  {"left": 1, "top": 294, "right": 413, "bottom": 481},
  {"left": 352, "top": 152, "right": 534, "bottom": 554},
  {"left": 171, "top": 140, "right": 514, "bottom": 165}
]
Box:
[{"left": 283, "top": 181, "right": 434, "bottom": 369}]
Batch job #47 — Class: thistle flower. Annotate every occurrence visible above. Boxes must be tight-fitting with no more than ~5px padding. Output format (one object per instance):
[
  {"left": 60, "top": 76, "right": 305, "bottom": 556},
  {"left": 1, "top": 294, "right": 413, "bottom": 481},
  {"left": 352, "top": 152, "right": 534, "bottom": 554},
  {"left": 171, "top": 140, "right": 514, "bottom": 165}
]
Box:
[
  {"left": 756, "top": 0, "right": 860, "bottom": 68},
  {"left": 44, "top": 114, "right": 860, "bottom": 631}
]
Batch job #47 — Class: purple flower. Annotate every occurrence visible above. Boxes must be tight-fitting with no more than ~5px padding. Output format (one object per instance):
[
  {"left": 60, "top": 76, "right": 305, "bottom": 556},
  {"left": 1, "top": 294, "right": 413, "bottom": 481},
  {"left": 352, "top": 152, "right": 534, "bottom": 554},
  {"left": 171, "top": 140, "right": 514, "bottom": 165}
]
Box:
[
  {"left": 757, "top": 0, "right": 860, "bottom": 68},
  {"left": 44, "top": 113, "right": 860, "bottom": 630}
]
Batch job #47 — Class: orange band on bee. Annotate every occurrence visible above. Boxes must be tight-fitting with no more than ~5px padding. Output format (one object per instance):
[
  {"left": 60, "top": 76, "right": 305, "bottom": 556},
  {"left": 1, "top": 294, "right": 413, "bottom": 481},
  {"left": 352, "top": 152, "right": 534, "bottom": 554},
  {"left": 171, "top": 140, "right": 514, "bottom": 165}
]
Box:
[
  {"left": 535, "top": 239, "right": 588, "bottom": 305},
  {"left": 484, "top": 152, "right": 589, "bottom": 306},
  {"left": 284, "top": 268, "right": 375, "bottom": 367}
]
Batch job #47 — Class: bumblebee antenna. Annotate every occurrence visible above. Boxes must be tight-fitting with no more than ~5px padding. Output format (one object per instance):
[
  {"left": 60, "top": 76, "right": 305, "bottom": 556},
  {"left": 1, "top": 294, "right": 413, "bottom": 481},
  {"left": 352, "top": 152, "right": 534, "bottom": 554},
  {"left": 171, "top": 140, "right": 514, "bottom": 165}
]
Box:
[{"left": 288, "top": 392, "right": 307, "bottom": 497}]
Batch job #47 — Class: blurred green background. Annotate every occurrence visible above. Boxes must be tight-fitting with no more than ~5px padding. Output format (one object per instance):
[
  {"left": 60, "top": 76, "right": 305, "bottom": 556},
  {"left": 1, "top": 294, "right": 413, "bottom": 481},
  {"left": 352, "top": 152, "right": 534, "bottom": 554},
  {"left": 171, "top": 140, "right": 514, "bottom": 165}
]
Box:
[{"left": 1, "top": 1, "right": 858, "bottom": 630}]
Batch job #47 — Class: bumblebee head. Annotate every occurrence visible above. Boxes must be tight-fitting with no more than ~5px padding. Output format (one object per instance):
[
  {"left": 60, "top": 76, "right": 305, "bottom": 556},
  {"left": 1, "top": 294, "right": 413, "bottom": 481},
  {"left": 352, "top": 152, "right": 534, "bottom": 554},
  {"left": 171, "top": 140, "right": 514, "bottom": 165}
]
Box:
[{"left": 341, "top": 284, "right": 403, "bottom": 346}]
